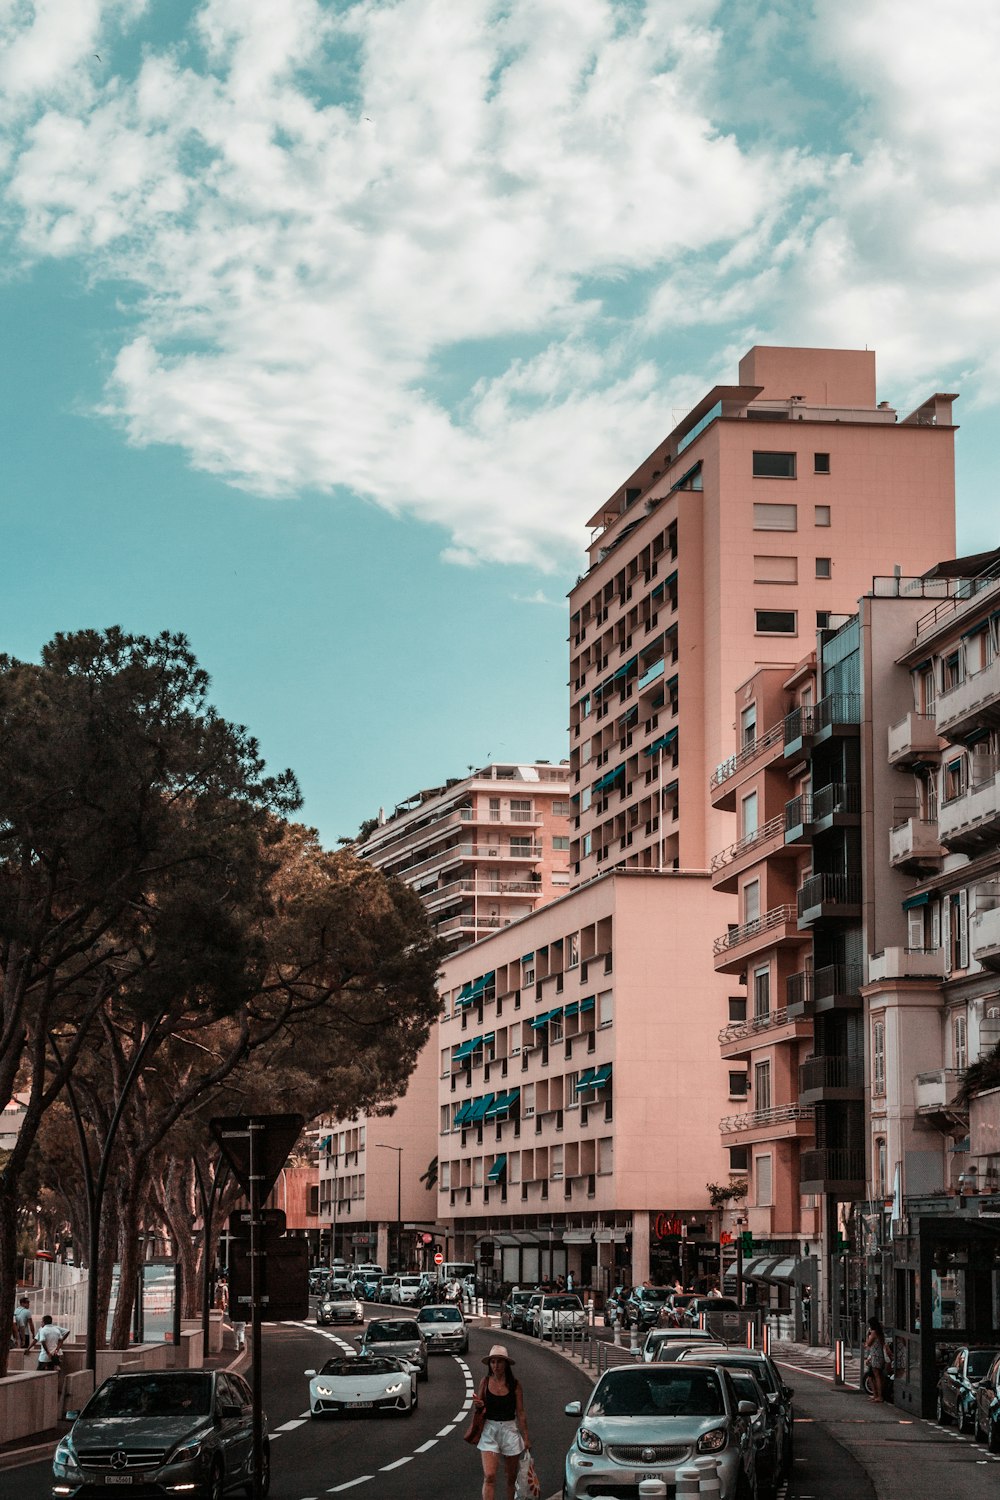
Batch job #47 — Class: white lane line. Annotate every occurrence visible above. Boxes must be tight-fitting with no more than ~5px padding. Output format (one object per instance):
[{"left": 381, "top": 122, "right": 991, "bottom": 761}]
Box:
[
  {"left": 275, "top": 1419, "right": 306, "bottom": 1432},
  {"left": 415, "top": 1440, "right": 437, "bottom": 1453},
  {"left": 328, "top": 1479, "right": 373, "bottom": 1492},
  {"left": 437, "top": 1424, "right": 456, "bottom": 1436},
  {"left": 269, "top": 1432, "right": 283, "bottom": 1440},
  {"left": 380, "top": 1456, "right": 413, "bottom": 1470}
]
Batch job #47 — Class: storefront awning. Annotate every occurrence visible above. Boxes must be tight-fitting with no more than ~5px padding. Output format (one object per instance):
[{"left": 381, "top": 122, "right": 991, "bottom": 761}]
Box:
[{"left": 741, "top": 1255, "right": 812, "bottom": 1286}]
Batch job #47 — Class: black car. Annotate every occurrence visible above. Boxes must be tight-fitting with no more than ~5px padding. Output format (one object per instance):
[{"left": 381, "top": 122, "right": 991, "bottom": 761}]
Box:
[
  {"left": 726, "top": 1366, "right": 782, "bottom": 1499},
  {"left": 937, "top": 1346, "right": 1000, "bottom": 1432},
  {"left": 677, "top": 1346, "right": 794, "bottom": 1484},
  {"left": 53, "top": 1369, "right": 268, "bottom": 1498},
  {"left": 625, "top": 1285, "right": 673, "bottom": 1332},
  {"left": 973, "top": 1352, "right": 1000, "bottom": 1450},
  {"left": 500, "top": 1289, "right": 536, "bottom": 1331}
]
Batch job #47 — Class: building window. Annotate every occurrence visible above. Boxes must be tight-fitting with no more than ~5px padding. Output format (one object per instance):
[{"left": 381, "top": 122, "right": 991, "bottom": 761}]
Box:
[
  {"left": 552, "top": 836, "right": 570, "bottom": 851},
  {"left": 753, "top": 502, "right": 797, "bottom": 531},
  {"left": 814, "top": 452, "right": 830, "bottom": 474},
  {"left": 816, "top": 612, "right": 831, "bottom": 628},
  {"left": 950, "top": 890, "right": 969, "bottom": 970},
  {"left": 942, "top": 651, "right": 963, "bottom": 691},
  {"left": 582, "top": 833, "right": 592, "bottom": 857},
  {"left": 755, "top": 1153, "right": 773, "bottom": 1206},
  {"left": 754, "top": 554, "right": 798, "bottom": 583},
  {"left": 872, "top": 1019, "right": 885, "bottom": 1096},
  {"left": 729, "top": 995, "right": 747, "bottom": 1022},
  {"left": 740, "top": 704, "right": 757, "bottom": 748},
  {"left": 753, "top": 1060, "right": 771, "bottom": 1112},
  {"left": 729, "top": 1071, "right": 748, "bottom": 1099},
  {"left": 510, "top": 836, "right": 532, "bottom": 854},
  {"left": 567, "top": 933, "right": 580, "bottom": 968},
  {"left": 875, "top": 1138, "right": 887, "bottom": 1199},
  {"left": 815, "top": 557, "right": 832, "bottom": 578},
  {"left": 598, "top": 990, "right": 614, "bottom": 1026},
  {"left": 753, "top": 965, "right": 770, "bottom": 1020},
  {"left": 954, "top": 1013, "right": 967, "bottom": 1071},
  {"left": 741, "top": 791, "right": 759, "bottom": 840},
  {"left": 752, "top": 451, "right": 796, "bottom": 479},
  {"left": 729, "top": 1146, "right": 749, "bottom": 1171},
  {"left": 814, "top": 505, "right": 831, "bottom": 526},
  {"left": 551, "top": 801, "right": 570, "bottom": 816},
  {"left": 598, "top": 1137, "right": 614, "bottom": 1174},
  {"left": 755, "top": 609, "right": 797, "bottom": 635},
  {"left": 944, "top": 757, "right": 966, "bottom": 803},
  {"left": 743, "top": 880, "right": 761, "bottom": 926}
]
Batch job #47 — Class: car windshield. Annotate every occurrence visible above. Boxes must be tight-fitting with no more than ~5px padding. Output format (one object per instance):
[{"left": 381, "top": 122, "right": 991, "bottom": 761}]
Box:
[
  {"left": 590, "top": 1368, "right": 725, "bottom": 1417},
  {"left": 702, "top": 1356, "right": 779, "bottom": 1394},
  {"left": 367, "top": 1321, "right": 419, "bottom": 1341},
  {"left": 86, "top": 1375, "right": 212, "bottom": 1419},
  {"left": 967, "top": 1350, "right": 1000, "bottom": 1378},
  {"left": 544, "top": 1296, "right": 583, "bottom": 1310},
  {"left": 321, "top": 1357, "right": 399, "bottom": 1377},
  {"left": 510, "top": 1293, "right": 533, "bottom": 1305},
  {"left": 419, "top": 1307, "right": 462, "bottom": 1323},
  {"left": 400, "top": 1277, "right": 422, "bottom": 1285}
]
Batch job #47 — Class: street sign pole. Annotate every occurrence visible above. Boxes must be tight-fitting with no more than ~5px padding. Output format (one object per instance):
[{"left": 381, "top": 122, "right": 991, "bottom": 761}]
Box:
[{"left": 249, "top": 1119, "right": 264, "bottom": 1500}]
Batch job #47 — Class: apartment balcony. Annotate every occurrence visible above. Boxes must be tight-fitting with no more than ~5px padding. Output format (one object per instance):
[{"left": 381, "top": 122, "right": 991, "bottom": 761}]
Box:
[
  {"left": 812, "top": 782, "right": 861, "bottom": 830},
  {"left": 867, "top": 946, "right": 946, "bottom": 982},
  {"left": 719, "top": 1007, "right": 813, "bottom": 1061},
  {"left": 939, "top": 774, "right": 1000, "bottom": 853},
  {"left": 936, "top": 657, "right": 1000, "bottom": 741},
  {"left": 799, "top": 1148, "right": 865, "bottom": 1196},
  {"left": 786, "top": 963, "right": 863, "bottom": 1016},
  {"left": 783, "top": 694, "right": 860, "bottom": 758},
  {"left": 970, "top": 903, "right": 1000, "bottom": 970},
  {"left": 798, "top": 1054, "right": 865, "bottom": 1105},
  {"left": 889, "top": 817, "right": 945, "bottom": 872},
  {"left": 888, "top": 712, "right": 943, "bottom": 768},
  {"left": 710, "top": 815, "right": 785, "bottom": 894},
  {"left": 713, "top": 904, "right": 809, "bottom": 974},
  {"left": 914, "top": 1068, "right": 964, "bottom": 1114},
  {"left": 797, "top": 872, "right": 862, "bottom": 926},
  {"left": 718, "top": 1103, "right": 815, "bottom": 1145},
  {"left": 710, "top": 720, "right": 785, "bottom": 810},
  {"left": 783, "top": 794, "right": 813, "bottom": 847}
]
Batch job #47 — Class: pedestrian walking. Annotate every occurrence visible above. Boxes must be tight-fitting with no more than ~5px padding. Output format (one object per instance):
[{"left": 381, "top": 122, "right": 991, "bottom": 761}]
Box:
[
  {"left": 232, "top": 1319, "right": 247, "bottom": 1351},
  {"left": 34, "top": 1314, "right": 69, "bottom": 1371},
  {"left": 472, "top": 1344, "right": 530, "bottom": 1500},
  {"left": 864, "top": 1316, "right": 888, "bottom": 1403},
  {"left": 12, "top": 1296, "right": 34, "bottom": 1349}
]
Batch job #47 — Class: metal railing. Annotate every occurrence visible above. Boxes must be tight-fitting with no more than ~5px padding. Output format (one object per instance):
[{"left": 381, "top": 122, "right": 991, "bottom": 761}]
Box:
[
  {"left": 800, "top": 1148, "right": 865, "bottom": 1185},
  {"left": 799, "top": 1055, "right": 865, "bottom": 1092},
  {"left": 813, "top": 782, "right": 860, "bottom": 819},
  {"left": 711, "top": 720, "right": 785, "bottom": 790},
  {"left": 786, "top": 964, "right": 864, "bottom": 1008},
  {"left": 710, "top": 815, "right": 783, "bottom": 872},
  {"left": 719, "top": 1006, "right": 793, "bottom": 1044},
  {"left": 784, "top": 794, "right": 812, "bottom": 832},
  {"left": 797, "top": 872, "right": 862, "bottom": 915},
  {"left": 719, "top": 1104, "right": 815, "bottom": 1133},
  {"left": 713, "top": 904, "right": 797, "bottom": 955}
]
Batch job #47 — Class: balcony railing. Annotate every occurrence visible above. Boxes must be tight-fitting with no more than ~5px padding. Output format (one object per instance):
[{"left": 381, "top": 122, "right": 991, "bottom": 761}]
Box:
[
  {"left": 889, "top": 817, "right": 943, "bottom": 867},
  {"left": 800, "top": 1148, "right": 865, "bottom": 1187},
  {"left": 711, "top": 815, "right": 784, "bottom": 873},
  {"left": 783, "top": 693, "right": 861, "bottom": 750},
  {"left": 783, "top": 704, "right": 816, "bottom": 748},
  {"left": 867, "top": 946, "right": 946, "bottom": 981},
  {"left": 713, "top": 904, "right": 798, "bottom": 955},
  {"left": 797, "top": 872, "right": 862, "bottom": 916},
  {"left": 799, "top": 1055, "right": 865, "bottom": 1093},
  {"left": 914, "top": 1068, "right": 963, "bottom": 1111},
  {"left": 718, "top": 1006, "right": 795, "bottom": 1045},
  {"left": 936, "top": 656, "right": 1000, "bottom": 739},
  {"left": 813, "top": 782, "right": 860, "bottom": 820},
  {"left": 711, "top": 720, "right": 784, "bottom": 791},
  {"left": 786, "top": 964, "right": 864, "bottom": 1009},
  {"left": 719, "top": 1104, "right": 815, "bottom": 1133},
  {"left": 784, "top": 795, "right": 812, "bottom": 835},
  {"left": 887, "top": 712, "right": 941, "bottom": 765},
  {"left": 939, "top": 773, "right": 1000, "bottom": 849}
]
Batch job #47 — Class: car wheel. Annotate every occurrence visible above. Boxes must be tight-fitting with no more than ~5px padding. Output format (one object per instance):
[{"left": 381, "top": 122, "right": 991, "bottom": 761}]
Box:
[
  {"left": 936, "top": 1392, "right": 950, "bottom": 1425},
  {"left": 204, "top": 1458, "right": 224, "bottom": 1500},
  {"left": 976, "top": 1409, "right": 986, "bottom": 1444},
  {"left": 959, "top": 1403, "right": 973, "bottom": 1434},
  {"left": 244, "top": 1441, "right": 270, "bottom": 1499}
]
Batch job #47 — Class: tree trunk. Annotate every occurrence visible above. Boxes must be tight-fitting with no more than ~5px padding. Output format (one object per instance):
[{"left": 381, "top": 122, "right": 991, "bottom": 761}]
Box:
[{"left": 0, "top": 1181, "right": 21, "bottom": 1378}]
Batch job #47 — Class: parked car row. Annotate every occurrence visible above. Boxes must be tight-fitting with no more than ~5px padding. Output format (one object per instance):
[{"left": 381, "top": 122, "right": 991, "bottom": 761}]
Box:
[
  {"left": 604, "top": 1285, "right": 746, "bottom": 1333},
  {"left": 935, "top": 1344, "right": 1000, "bottom": 1446},
  {"left": 499, "top": 1290, "right": 588, "bottom": 1339}
]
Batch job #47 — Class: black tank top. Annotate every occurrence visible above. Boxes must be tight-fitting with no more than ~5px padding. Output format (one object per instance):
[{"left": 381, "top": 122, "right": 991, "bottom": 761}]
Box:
[{"left": 484, "top": 1381, "right": 517, "bottom": 1420}]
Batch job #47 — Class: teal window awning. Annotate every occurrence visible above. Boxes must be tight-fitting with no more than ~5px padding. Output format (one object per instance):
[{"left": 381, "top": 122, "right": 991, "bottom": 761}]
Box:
[
  {"left": 522, "top": 952, "right": 534, "bottom": 963},
  {"left": 318, "top": 1135, "right": 332, "bottom": 1152},
  {"left": 453, "top": 1102, "right": 473, "bottom": 1125},
  {"left": 581, "top": 996, "right": 596, "bottom": 1013},
  {"left": 645, "top": 728, "right": 678, "bottom": 757},
  {"left": 575, "top": 1068, "right": 597, "bottom": 1091},
  {"left": 530, "top": 1006, "right": 564, "bottom": 1030},
  {"left": 612, "top": 656, "right": 637, "bottom": 682},
  {"left": 593, "top": 764, "right": 625, "bottom": 795},
  {"left": 485, "top": 1088, "right": 520, "bottom": 1120},
  {"left": 902, "top": 892, "right": 931, "bottom": 910},
  {"left": 453, "top": 1035, "right": 482, "bottom": 1061},
  {"left": 591, "top": 1064, "right": 613, "bottom": 1089},
  {"left": 459, "top": 971, "right": 496, "bottom": 1007},
  {"left": 487, "top": 1154, "right": 508, "bottom": 1182},
  {"left": 468, "top": 1094, "right": 496, "bottom": 1122},
  {"left": 563, "top": 1001, "right": 580, "bottom": 1018}
]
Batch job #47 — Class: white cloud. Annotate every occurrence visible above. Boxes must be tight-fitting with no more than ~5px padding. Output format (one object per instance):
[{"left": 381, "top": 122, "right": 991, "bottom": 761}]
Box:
[{"left": 3, "top": 0, "right": 1000, "bottom": 563}]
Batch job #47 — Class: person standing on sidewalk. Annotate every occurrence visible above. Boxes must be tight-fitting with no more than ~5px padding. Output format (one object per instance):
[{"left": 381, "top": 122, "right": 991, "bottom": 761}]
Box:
[
  {"left": 35, "top": 1314, "right": 69, "bottom": 1371},
  {"left": 12, "top": 1296, "right": 34, "bottom": 1349},
  {"left": 864, "top": 1316, "right": 887, "bottom": 1403}
]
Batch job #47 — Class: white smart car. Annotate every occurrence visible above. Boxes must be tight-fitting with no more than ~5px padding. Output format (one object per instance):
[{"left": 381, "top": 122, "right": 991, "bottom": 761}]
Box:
[{"left": 305, "top": 1354, "right": 418, "bottom": 1417}]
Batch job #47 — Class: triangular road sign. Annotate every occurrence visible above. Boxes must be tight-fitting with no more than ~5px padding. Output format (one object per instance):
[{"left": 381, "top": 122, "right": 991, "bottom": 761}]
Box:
[{"left": 210, "top": 1114, "right": 305, "bottom": 1201}]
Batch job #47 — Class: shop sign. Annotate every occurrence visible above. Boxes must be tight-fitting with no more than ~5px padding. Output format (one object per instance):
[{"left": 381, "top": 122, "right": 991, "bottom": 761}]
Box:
[{"left": 653, "top": 1213, "right": 684, "bottom": 1240}]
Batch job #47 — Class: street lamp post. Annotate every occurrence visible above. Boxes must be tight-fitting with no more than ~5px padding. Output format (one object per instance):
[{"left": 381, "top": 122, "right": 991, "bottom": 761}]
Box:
[{"left": 375, "top": 1145, "right": 402, "bottom": 1271}]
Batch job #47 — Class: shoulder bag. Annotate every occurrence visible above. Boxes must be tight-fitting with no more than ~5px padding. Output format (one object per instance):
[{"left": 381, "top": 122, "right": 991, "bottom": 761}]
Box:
[{"left": 464, "top": 1378, "right": 488, "bottom": 1445}]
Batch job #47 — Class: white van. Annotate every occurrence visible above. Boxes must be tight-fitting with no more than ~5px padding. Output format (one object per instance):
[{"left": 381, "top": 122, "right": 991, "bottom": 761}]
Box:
[{"left": 438, "top": 1261, "right": 475, "bottom": 1284}]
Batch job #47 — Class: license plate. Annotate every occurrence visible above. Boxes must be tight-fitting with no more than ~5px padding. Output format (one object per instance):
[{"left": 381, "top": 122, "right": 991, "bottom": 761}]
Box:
[
  {"left": 102, "top": 1477, "right": 134, "bottom": 1485},
  {"left": 347, "top": 1401, "right": 373, "bottom": 1408}
]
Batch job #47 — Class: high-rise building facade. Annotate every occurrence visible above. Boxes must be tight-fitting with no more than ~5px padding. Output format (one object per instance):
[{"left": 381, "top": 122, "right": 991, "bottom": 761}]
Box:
[
  {"left": 357, "top": 763, "right": 570, "bottom": 952},
  {"left": 435, "top": 347, "right": 958, "bottom": 1293}
]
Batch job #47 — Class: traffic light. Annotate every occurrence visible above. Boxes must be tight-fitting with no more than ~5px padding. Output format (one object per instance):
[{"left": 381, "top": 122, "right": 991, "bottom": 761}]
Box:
[{"left": 740, "top": 1231, "right": 753, "bottom": 1254}]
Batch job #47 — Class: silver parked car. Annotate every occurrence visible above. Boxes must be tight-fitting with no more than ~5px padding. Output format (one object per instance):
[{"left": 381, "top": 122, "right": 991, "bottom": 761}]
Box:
[
  {"left": 356, "top": 1317, "right": 429, "bottom": 1382},
  {"left": 415, "top": 1303, "right": 469, "bottom": 1354},
  {"left": 52, "top": 1369, "right": 269, "bottom": 1499},
  {"left": 563, "top": 1362, "right": 758, "bottom": 1500}
]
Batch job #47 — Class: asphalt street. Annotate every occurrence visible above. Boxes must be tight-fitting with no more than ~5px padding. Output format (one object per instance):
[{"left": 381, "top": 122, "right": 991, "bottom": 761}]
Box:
[{"left": 8, "top": 1309, "right": 1000, "bottom": 1500}]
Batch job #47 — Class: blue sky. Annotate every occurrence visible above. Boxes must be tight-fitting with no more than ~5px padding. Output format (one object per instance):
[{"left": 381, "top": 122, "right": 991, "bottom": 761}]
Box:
[{"left": 2, "top": 0, "right": 999, "bottom": 845}]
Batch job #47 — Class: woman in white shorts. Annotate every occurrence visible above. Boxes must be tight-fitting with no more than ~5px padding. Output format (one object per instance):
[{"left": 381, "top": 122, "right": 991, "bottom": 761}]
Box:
[{"left": 475, "top": 1344, "right": 530, "bottom": 1500}]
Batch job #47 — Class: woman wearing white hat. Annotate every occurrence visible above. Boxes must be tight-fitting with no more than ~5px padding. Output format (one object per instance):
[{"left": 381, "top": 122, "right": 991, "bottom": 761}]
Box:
[{"left": 473, "top": 1344, "right": 530, "bottom": 1499}]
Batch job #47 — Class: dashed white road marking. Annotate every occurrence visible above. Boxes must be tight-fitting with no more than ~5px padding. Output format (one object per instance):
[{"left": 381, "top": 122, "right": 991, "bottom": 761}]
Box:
[
  {"left": 328, "top": 1478, "right": 373, "bottom": 1492},
  {"left": 437, "top": 1424, "right": 456, "bottom": 1436},
  {"left": 380, "top": 1456, "right": 413, "bottom": 1470},
  {"left": 415, "top": 1439, "right": 437, "bottom": 1453},
  {"left": 275, "top": 1418, "right": 307, "bottom": 1432}
]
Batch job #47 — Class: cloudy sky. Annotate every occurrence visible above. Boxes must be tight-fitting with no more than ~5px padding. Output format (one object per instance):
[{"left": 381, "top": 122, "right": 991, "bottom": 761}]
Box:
[{"left": 3, "top": 0, "right": 999, "bottom": 842}]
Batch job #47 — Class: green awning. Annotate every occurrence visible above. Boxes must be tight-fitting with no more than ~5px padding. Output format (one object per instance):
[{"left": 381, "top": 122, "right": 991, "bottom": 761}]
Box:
[
  {"left": 591, "top": 1064, "right": 613, "bottom": 1089},
  {"left": 531, "top": 1006, "right": 564, "bottom": 1030},
  {"left": 488, "top": 1155, "right": 508, "bottom": 1182},
  {"left": 485, "top": 1088, "right": 520, "bottom": 1120},
  {"left": 612, "top": 656, "right": 637, "bottom": 682},
  {"left": 902, "top": 892, "right": 931, "bottom": 910},
  {"left": 581, "top": 996, "right": 596, "bottom": 1013},
  {"left": 467, "top": 1094, "right": 496, "bottom": 1122},
  {"left": 453, "top": 1036, "right": 482, "bottom": 1061},
  {"left": 575, "top": 1068, "right": 597, "bottom": 1091},
  {"left": 453, "top": 1102, "right": 473, "bottom": 1125},
  {"left": 522, "top": 952, "right": 534, "bottom": 963},
  {"left": 563, "top": 1001, "right": 580, "bottom": 1018},
  {"left": 645, "top": 728, "right": 678, "bottom": 757},
  {"left": 459, "top": 971, "right": 496, "bottom": 1007},
  {"left": 318, "top": 1135, "right": 332, "bottom": 1151},
  {"left": 593, "top": 764, "right": 625, "bottom": 794},
  {"left": 664, "top": 570, "right": 678, "bottom": 588}
]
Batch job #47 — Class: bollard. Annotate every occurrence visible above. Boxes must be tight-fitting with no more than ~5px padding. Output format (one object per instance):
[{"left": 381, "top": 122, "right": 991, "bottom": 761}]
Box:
[
  {"left": 694, "top": 1455, "right": 721, "bottom": 1498},
  {"left": 676, "top": 1468, "right": 701, "bottom": 1498},
  {"left": 630, "top": 1322, "right": 641, "bottom": 1356},
  {"left": 834, "top": 1338, "right": 845, "bottom": 1386},
  {"left": 588, "top": 1298, "right": 595, "bottom": 1327},
  {"left": 746, "top": 1321, "right": 755, "bottom": 1350},
  {"left": 614, "top": 1319, "right": 623, "bottom": 1348},
  {"left": 638, "top": 1480, "right": 668, "bottom": 1499},
  {"left": 761, "top": 1322, "right": 770, "bottom": 1355}
]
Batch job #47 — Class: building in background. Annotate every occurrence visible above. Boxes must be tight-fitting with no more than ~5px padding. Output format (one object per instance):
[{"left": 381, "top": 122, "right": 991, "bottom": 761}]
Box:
[
  {"left": 436, "top": 346, "right": 958, "bottom": 1293},
  {"left": 356, "top": 763, "right": 571, "bottom": 952}
]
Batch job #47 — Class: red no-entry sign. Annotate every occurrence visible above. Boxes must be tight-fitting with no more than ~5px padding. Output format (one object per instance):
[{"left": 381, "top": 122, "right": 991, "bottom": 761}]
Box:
[{"left": 434, "top": 1252, "right": 443, "bottom": 1265}]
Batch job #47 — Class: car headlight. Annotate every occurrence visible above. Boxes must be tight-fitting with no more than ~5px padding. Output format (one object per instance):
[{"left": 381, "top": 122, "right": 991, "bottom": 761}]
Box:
[
  {"left": 577, "top": 1427, "right": 603, "bottom": 1454},
  {"left": 316, "top": 1385, "right": 334, "bottom": 1395},
  {"left": 385, "top": 1383, "right": 404, "bottom": 1394},
  {"left": 54, "top": 1437, "right": 78, "bottom": 1467},
  {"left": 697, "top": 1428, "right": 728, "bottom": 1453},
  {"left": 172, "top": 1438, "right": 204, "bottom": 1461}
]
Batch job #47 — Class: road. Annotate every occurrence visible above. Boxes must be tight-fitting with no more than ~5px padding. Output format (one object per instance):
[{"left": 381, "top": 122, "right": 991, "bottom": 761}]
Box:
[{"left": 8, "top": 1310, "right": 1000, "bottom": 1500}]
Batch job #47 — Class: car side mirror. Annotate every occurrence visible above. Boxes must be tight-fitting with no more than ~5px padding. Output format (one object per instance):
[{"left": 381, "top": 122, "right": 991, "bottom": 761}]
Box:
[
  {"left": 354, "top": 1335, "right": 363, "bottom": 1344},
  {"left": 220, "top": 1403, "right": 242, "bottom": 1419},
  {"left": 565, "top": 1400, "right": 582, "bottom": 1416},
  {"left": 65, "top": 1410, "right": 80, "bottom": 1422},
  {"left": 946, "top": 1366, "right": 959, "bottom": 1378},
  {"left": 737, "top": 1400, "right": 757, "bottom": 1416},
  {"left": 782, "top": 1385, "right": 794, "bottom": 1399},
  {"left": 304, "top": 1369, "right": 317, "bottom": 1377}
]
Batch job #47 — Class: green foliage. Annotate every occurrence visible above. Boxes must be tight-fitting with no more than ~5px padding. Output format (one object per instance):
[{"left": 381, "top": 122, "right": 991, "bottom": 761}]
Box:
[
  {"left": 707, "top": 1180, "right": 748, "bottom": 1207},
  {"left": 955, "top": 1039, "right": 1000, "bottom": 1105}
]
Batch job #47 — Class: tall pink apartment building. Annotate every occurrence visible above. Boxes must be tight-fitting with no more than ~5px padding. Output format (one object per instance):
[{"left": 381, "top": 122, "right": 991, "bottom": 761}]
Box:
[{"left": 435, "top": 347, "right": 957, "bottom": 1292}]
